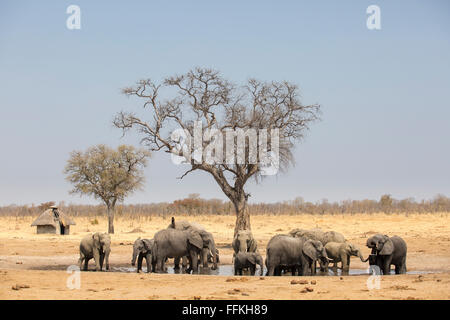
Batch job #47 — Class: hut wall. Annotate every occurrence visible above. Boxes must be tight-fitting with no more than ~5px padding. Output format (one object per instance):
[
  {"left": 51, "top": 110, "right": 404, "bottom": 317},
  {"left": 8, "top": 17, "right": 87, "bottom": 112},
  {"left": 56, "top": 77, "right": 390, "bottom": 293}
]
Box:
[
  {"left": 64, "top": 226, "right": 70, "bottom": 235},
  {"left": 37, "top": 225, "right": 56, "bottom": 234}
]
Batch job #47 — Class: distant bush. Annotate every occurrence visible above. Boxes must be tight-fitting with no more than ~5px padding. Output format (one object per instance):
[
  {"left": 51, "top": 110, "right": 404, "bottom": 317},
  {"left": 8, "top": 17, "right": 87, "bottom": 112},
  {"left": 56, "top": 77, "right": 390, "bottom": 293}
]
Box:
[{"left": 1, "top": 194, "right": 449, "bottom": 217}]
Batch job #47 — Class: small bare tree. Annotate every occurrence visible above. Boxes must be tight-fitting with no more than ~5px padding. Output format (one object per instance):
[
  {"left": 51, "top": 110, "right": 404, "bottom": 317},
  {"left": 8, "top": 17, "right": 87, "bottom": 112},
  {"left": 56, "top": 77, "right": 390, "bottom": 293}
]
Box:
[
  {"left": 64, "top": 144, "right": 150, "bottom": 233},
  {"left": 37, "top": 201, "right": 56, "bottom": 212},
  {"left": 114, "top": 68, "right": 320, "bottom": 235}
]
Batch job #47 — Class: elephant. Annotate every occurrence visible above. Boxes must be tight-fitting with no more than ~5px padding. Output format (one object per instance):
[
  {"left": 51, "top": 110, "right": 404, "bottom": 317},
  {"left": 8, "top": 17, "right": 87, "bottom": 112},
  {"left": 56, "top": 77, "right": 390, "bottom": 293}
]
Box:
[
  {"left": 289, "top": 228, "right": 345, "bottom": 273},
  {"left": 131, "top": 237, "right": 154, "bottom": 273},
  {"left": 366, "top": 234, "right": 407, "bottom": 275},
  {"left": 152, "top": 228, "right": 204, "bottom": 273},
  {"left": 289, "top": 228, "right": 324, "bottom": 242},
  {"left": 234, "top": 252, "right": 264, "bottom": 276},
  {"left": 168, "top": 217, "right": 218, "bottom": 270},
  {"left": 322, "top": 242, "right": 368, "bottom": 272},
  {"left": 289, "top": 228, "right": 346, "bottom": 245},
  {"left": 322, "top": 231, "right": 346, "bottom": 244},
  {"left": 79, "top": 232, "right": 111, "bottom": 271},
  {"left": 232, "top": 229, "right": 257, "bottom": 257},
  {"left": 265, "top": 235, "right": 330, "bottom": 276}
]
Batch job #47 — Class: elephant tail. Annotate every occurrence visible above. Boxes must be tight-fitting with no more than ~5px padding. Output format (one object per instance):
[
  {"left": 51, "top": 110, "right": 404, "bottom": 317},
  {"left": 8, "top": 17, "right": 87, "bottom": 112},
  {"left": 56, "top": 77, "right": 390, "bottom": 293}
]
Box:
[{"left": 152, "top": 240, "right": 159, "bottom": 259}]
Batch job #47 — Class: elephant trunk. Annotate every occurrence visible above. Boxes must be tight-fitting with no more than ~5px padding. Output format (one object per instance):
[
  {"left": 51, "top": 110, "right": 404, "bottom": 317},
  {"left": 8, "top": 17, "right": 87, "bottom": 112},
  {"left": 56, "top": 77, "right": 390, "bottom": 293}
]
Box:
[
  {"left": 210, "top": 242, "right": 218, "bottom": 270},
  {"left": 358, "top": 250, "right": 369, "bottom": 262},
  {"left": 321, "top": 247, "right": 330, "bottom": 261},
  {"left": 104, "top": 247, "right": 111, "bottom": 270},
  {"left": 131, "top": 247, "right": 138, "bottom": 266},
  {"left": 239, "top": 241, "right": 247, "bottom": 253}
]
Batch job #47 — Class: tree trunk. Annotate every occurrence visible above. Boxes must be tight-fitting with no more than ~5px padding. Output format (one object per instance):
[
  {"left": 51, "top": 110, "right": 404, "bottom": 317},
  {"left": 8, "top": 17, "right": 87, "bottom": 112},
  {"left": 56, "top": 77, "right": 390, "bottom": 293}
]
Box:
[
  {"left": 107, "top": 205, "right": 115, "bottom": 234},
  {"left": 233, "top": 195, "right": 251, "bottom": 237}
]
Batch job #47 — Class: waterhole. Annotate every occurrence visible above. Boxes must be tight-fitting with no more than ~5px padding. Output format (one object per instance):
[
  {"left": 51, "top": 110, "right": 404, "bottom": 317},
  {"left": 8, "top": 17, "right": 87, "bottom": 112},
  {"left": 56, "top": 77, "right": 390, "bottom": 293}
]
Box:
[{"left": 110, "top": 264, "right": 435, "bottom": 276}]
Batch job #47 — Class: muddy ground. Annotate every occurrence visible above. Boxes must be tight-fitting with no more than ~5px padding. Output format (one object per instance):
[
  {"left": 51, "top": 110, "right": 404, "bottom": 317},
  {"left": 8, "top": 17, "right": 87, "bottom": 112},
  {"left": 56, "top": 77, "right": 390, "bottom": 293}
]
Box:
[{"left": 1, "top": 213, "right": 449, "bottom": 299}]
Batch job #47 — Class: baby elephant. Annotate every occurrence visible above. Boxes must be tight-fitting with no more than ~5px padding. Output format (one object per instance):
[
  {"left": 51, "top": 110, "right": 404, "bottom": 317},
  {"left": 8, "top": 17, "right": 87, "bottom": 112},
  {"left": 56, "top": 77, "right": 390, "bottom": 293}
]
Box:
[
  {"left": 131, "top": 237, "right": 154, "bottom": 273},
  {"left": 234, "top": 252, "right": 264, "bottom": 276},
  {"left": 323, "top": 242, "right": 368, "bottom": 272},
  {"left": 79, "top": 232, "right": 111, "bottom": 271}
]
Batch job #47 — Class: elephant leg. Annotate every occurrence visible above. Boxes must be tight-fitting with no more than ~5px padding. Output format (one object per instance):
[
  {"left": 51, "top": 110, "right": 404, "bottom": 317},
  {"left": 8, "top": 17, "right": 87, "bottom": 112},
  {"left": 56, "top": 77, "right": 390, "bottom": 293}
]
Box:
[
  {"left": 201, "top": 248, "right": 209, "bottom": 268},
  {"left": 250, "top": 265, "right": 256, "bottom": 276},
  {"left": 267, "top": 265, "right": 275, "bottom": 276},
  {"left": 145, "top": 254, "right": 152, "bottom": 273},
  {"left": 311, "top": 261, "right": 316, "bottom": 275},
  {"left": 84, "top": 258, "right": 90, "bottom": 271},
  {"left": 137, "top": 254, "right": 143, "bottom": 273},
  {"left": 105, "top": 253, "right": 110, "bottom": 271},
  {"left": 189, "top": 250, "right": 199, "bottom": 273},
  {"left": 401, "top": 258, "right": 407, "bottom": 274},
  {"left": 184, "top": 255, "right": 191, "bottom": 274},
  {"left": 99, "top": 253, "right": 104, "bottom": 271},
  {"left": 383, "top": 257, "right": 392, "bottom": 275},
  {"left": 301, "top": 263, "right": 310, "bottom": 276},
  {"left": 291, "top": 266, "right": 297, "bottom": 276},
  {"left": 93, "top": 250, "right": 101, "bottom": 271},
  {"left": 182, "top": 256, "right": 188, "bottom": 271},
  {"left": 151, "top": 258, "right": 157, "bottom": 273},
  {"left": 274, "top": 266, "right": 282, "bottom": 276},
  {"left": 174, "top": 257, "right": 180, "bottom": 270},
  {"left": 156, "top": 256, "right": 165, "bottom": 273},
  {"left": 78, "top": 254, "right": 84, "bottom": 271},
  {"left": 341, "top": 255, "right": 349, "bottom": 272}
]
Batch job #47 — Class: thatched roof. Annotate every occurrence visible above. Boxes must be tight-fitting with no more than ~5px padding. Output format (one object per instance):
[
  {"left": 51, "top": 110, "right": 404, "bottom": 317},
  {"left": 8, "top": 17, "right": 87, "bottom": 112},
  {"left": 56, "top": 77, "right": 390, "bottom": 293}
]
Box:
[{"left": 31, "top": 209, "right": 76, "bottom": 227}]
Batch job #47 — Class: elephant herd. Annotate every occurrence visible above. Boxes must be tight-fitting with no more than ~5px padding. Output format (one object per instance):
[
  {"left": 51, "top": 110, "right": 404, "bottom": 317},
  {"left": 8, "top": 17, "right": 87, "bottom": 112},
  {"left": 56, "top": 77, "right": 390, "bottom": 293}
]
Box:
[
  {"left": 78, "top": 218, "right": 408, "bottom": 277},
  {"left": 78, "top": 217, "right": 218, "bottom": 274},
  {"left": 265, "top": 229, "right": 407, "bottom": 276}
]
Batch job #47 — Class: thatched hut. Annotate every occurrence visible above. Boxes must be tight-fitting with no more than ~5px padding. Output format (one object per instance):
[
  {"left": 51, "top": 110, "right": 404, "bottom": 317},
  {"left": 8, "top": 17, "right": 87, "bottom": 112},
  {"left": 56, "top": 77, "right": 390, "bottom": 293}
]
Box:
[{"left": 31, "top": 207, "right": 76, "bottom": 235}]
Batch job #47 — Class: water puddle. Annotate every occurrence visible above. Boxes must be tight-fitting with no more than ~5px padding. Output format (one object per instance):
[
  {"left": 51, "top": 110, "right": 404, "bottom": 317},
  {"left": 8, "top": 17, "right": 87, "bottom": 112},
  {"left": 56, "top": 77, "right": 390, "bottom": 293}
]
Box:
[{"left": 111, "top": 265, "right": 436, "bottom": 276}]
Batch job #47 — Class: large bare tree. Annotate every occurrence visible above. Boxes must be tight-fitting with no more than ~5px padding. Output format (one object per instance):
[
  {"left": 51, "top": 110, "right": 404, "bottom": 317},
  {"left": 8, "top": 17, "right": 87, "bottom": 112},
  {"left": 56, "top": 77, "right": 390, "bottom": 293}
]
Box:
[
  {"left": 64, "top": 144, "right": 150, "bottom": 233},
  {"left": 114, "top": 68, "right": 320, "bottom": 235}
]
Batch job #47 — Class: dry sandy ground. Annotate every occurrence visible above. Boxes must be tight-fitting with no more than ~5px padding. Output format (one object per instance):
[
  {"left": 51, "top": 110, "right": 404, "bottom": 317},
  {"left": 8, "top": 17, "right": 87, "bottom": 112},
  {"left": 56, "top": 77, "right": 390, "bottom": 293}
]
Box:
[{"left": 1, "top": 213, "right": 449, "bottom": 300}]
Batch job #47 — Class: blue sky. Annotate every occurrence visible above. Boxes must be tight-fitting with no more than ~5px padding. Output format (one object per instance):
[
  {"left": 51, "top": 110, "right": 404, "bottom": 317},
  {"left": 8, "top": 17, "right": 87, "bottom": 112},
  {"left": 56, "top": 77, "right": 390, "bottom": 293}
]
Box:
[{"left": 0, "top": 1, "right": 449, "bottom": 206}]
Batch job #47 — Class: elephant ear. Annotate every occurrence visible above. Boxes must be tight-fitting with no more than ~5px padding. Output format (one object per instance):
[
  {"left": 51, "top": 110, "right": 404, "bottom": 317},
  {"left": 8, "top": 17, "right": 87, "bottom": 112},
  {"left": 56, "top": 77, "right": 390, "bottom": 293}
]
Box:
[
  {"left": 142, "top": 239, "right": 153, "bottom": 251},
  {"left": 93, "top": 233, "right": 101, "bottom": 249},
  {"left": 188, "top": 231, "right": 203, "bottom": 249},
  {"left": 248, "top": 236, "right": 257, "bottom": 252},
  {"left": 199, "top": 231, "right": 211, "bottom": 244},
  {"left": 345, "top": 243, "right": 354, "bottom": 253},
  {"left": 232, "top": 237, "right": 238, "bottom": 250},
  {"left": 379, "top": 237, "right": 394, "bottom": 255},
  {"left": 248, "top": 253, "right": 257, "bottom": 265},
  {"left": 206, "top": 234, "right": 216, "bottom": 251},
  {"left": 303, "top": 240, "right": 318, "bottom": 261}
]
